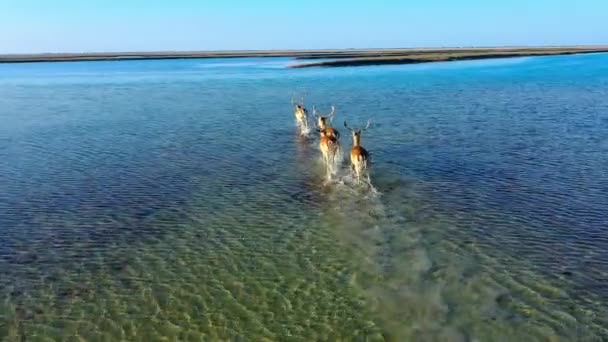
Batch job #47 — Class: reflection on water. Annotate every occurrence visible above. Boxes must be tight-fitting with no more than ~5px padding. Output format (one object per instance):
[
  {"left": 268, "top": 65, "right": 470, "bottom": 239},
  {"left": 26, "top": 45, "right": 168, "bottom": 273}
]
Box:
[{"left": 1, "top": 54, "right": 608, "bottom": 340}]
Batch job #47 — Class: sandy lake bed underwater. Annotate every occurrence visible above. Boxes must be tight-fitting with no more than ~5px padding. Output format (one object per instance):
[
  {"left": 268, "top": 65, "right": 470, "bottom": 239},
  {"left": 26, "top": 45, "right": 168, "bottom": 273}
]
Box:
[{"left": 1, "top": 53, "right": 608, "bottom": 340}]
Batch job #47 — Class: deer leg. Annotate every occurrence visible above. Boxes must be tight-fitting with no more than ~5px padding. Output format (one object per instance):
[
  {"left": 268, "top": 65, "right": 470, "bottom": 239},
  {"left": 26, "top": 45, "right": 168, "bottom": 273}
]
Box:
[
  {"left": 321, "top": 151, "right": 330, "bottom": 180},
  {"left": 331, "top": 151, "right": 338, "bottom": 178},
  {"left": 353, "top": 162, "right": 360, "bottom": 184},
  {"left": 360, "top": 161, "right": 367, "bottom": 184}
]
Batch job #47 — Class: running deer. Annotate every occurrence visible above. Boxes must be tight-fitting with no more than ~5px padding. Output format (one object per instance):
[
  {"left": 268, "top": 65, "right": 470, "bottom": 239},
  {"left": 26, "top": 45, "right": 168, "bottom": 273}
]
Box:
[
  {"left": 318, "top": 127, "right": 340, "bottom": 180},
  {"left": 344, "top": 119, "right": 372, "bottom": 184},
  {"left": 291, "top": 96, "right": 309, "bottom": 135},
  {"left": 314, "top": 105, "right": 341, "bottom": 179},
  {"left": 313, "top": 105, "right": 340, "bottom": 139}
]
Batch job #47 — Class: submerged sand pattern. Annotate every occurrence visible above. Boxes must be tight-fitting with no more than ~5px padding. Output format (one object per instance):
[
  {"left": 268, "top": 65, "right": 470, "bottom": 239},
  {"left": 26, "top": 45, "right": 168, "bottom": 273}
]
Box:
[{"left": 1, "top": 54, "right": 608, "bottom": 340}]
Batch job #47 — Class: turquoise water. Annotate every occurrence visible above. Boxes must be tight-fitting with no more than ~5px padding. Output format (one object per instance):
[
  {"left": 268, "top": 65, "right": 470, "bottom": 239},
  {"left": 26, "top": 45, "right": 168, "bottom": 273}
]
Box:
[{"left": 1, "top": 54, "right": 608, "bottom": 341}]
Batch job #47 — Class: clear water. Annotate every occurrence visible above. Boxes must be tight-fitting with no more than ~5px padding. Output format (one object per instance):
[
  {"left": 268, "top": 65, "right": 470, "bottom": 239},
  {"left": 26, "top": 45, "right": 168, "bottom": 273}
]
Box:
[{"left": 1, "top": 54, "right": 608, "bottom": 341}]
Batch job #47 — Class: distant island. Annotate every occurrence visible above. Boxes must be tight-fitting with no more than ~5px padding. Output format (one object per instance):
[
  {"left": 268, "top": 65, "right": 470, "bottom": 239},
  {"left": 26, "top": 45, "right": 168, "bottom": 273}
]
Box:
[
  {"left": 288, "top": 47, "right": 608, "bottom": 68},
  {"left": 1, "top": 46, "right": 607, "bottom": 68}
]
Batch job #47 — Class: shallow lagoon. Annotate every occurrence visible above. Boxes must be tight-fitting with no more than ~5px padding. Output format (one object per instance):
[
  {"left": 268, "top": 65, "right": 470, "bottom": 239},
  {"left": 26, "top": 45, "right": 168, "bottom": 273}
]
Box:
[{"left": 1, "top": 54, "right": 608, "bottom": 340}]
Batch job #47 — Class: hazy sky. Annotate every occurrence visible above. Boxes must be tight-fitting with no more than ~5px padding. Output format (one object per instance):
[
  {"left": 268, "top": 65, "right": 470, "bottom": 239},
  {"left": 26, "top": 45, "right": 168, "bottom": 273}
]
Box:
[{"left": 1, "top": 0, "right": 606, "bottom": 53}]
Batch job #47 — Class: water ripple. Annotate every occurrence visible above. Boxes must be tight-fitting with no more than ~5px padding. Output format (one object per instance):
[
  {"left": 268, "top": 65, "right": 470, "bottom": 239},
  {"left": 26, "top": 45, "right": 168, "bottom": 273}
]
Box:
[{"left": 2, "top": 54, "right": 608, "bottom": 340}]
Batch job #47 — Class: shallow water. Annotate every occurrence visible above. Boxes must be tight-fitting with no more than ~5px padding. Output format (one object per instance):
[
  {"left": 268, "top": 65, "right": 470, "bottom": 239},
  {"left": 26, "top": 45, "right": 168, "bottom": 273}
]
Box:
[{"left": 1, "top": 54, "right": 608, "bottom": 341}]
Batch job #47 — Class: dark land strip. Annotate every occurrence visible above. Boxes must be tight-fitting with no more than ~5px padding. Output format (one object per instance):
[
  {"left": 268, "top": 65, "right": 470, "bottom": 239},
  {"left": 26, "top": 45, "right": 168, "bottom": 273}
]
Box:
[{"left": 1, "top": 47, "right": 607, "bottom": 67}]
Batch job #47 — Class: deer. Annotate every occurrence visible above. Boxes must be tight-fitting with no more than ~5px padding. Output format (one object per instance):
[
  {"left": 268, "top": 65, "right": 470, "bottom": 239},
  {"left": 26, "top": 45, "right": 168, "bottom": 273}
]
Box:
[
  {"left": 313, "top": 105, "right": 340, "bottom": 139},
  {"left": 310, "top": 106, "right": 340, "bottom": 180},
  {"left": 318, "top": 125, "right": 340, "bottom": 180},
  {"left": 291, "top": 96, "right": 309, "bottom": 135},
  {"left": 344, "top": 119, "right": 372, "bottom": 184}
]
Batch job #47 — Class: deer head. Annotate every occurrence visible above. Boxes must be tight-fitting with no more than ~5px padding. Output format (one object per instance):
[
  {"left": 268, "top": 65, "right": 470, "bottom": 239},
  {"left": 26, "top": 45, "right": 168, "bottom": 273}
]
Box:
[
  {"left": 314, "top": 105, "right": 336, "bottom": 130},
  {"left": 344, "top": 119, "right": 372, "bottom": 146}
]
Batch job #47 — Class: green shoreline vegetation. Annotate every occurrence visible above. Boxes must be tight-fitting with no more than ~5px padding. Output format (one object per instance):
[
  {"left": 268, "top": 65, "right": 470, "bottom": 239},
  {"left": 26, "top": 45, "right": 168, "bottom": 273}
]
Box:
[{"left": 1, "top": 46, "right": 608, "bottom": 66}]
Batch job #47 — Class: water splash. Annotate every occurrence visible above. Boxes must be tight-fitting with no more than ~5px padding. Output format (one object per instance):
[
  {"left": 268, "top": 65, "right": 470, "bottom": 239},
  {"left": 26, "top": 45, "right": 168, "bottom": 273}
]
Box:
[
  {"left": 296, "top": 119, "right": 312, "bottom": 137},
  {"left": 319, "top": 149, "right": 380, "bottom": 199}
]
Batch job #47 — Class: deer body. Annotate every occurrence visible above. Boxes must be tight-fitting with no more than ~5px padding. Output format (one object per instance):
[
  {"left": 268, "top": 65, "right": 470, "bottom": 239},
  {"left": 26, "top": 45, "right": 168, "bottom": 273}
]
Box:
[
  {"left": 319, "top": 130, "right": 340, "bottom": 179},
  {"left": 315, "top": 106, "right": 341, "bottom": 179},
  {"left": 292, "top": 96, "right": 309, "bottom": 135},
  {"left": 320, "top": 132, "right": 339, "bottom": 161},
  {"left": 350, "top": 137, "right": 369, "bottom": 183},
  {"left": 316, "top": 108, "right": 340, "bottom": 140},
  {"left": 344, "top": 120, "right": 372, "bottom": 184},
  {"left": 294, "top": 104, "right": 308, "bottom": 133}
]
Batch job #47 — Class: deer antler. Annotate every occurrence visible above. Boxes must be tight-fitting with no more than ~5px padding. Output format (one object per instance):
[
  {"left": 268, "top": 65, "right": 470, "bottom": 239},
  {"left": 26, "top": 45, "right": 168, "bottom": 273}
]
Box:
[
  {"left": 328, "top": 106, "right": 336, "bottom": 122},
  {"left": 362, "top": 118, "right": 373, "bottom": 131},
  {"left": 343, "top": 120, "right": 354, "bottom": 132},
  {"left": 291, "top": 93, "right": 305, "bottom": 106},
  {"left": 313, "top": 105, "right": 318, "bottom": 118}
]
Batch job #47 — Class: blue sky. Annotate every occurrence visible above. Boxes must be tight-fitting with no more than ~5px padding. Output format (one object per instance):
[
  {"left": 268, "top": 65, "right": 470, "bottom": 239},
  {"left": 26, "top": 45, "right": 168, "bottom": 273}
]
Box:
[{"left": 1, "top": 0, "right": 606, "bottom": 53}]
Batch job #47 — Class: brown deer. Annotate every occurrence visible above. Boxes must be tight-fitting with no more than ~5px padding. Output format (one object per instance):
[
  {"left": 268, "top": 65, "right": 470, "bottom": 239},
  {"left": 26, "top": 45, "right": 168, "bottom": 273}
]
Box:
[
  {"left": 313, "top": 105, "right": 340, "bottom": 139},
  {"left": 318, "top": 127, "right": 340, "bottom": 180},
  {"left": 314, "top": 105, "right": 341, "bottom": 180},
  {"left": 291, "top": 96, "right": 309, "bottom": 135},
  {"left": 344, "top": 119, "right": 372, "bottom": 184}
]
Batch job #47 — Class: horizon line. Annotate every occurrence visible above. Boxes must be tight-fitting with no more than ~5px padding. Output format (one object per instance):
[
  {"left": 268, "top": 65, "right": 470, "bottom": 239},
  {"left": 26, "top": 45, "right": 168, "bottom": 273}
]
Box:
[{"left": 3, "top": 44, "right": 608, "bottom": 57}]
